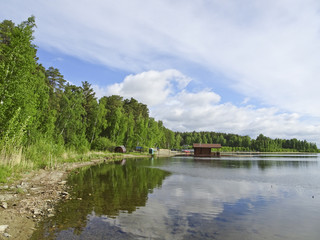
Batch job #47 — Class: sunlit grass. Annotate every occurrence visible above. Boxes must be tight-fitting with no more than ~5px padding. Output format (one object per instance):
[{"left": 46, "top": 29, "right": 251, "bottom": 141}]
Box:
[{"left": 0, "top": 165, "right": 12, "bottom": 183}]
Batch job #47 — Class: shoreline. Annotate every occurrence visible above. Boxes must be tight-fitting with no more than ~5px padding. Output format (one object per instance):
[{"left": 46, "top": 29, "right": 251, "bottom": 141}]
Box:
[{"left": 0, "top": 153, "right": 151, "bottom": 240}]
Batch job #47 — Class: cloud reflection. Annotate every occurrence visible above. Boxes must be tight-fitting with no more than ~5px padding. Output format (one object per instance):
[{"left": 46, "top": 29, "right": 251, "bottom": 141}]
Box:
[{"left": 101, "top": 169, "right": 285, "bottom": 239}]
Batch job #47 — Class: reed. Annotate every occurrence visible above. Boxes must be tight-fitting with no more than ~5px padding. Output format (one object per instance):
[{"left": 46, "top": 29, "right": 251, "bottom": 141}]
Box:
[{"left": 0, "top": 108, "right": 29, "bottom": 167}]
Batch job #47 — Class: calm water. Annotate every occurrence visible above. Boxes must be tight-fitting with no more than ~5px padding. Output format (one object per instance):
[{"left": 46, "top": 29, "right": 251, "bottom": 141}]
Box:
[{"left": 31, "top": 154, "right": 320, "bottom": 239}]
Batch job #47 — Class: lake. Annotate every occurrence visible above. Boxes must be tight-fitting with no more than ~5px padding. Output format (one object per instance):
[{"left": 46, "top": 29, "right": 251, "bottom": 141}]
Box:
[{"left": 31, "top": 154, "right": 320, "bottom": 239}]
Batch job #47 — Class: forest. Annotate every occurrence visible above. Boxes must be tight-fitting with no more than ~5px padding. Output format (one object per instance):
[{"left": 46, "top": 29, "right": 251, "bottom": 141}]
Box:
[{"left": 0, "top": 17, "right": 318, "bottom": 172}]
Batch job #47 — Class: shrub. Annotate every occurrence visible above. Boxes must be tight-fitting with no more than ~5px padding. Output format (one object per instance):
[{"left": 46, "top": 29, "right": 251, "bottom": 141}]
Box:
[
  {"left": 0, "top": 108, "right": 29, "bottom": 166},
  {"left": 24, "top": 138, "right": 65, "bottom": 169},
  {"left": 91, "top": 137, "right": 114, "bottom": 151}
]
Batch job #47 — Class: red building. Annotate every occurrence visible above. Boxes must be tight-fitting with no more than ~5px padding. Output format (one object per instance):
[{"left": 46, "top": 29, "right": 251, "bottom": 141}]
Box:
[{"left": 193, "top": 143, "right": 221, "bottom": 157}]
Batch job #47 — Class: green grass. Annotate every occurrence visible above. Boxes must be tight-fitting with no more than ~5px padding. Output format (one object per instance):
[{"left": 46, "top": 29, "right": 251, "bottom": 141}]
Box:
[
  {"left": 0, "top": 165, "right": 12, "bottom": 183},
  {"left": 127, "top": 151, "right": 149, "bottom": 155},
  {"left": 0, "top": 139, "right": 150, "bottom": 183}
]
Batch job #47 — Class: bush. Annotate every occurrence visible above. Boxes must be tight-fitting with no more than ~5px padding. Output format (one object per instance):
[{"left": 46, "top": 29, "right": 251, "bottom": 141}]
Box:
[
  {"left": 91, "top": 137, "right": 114, "bottom": 151},
  {"left": 0, "top": 108, "right": 29, "bottom": 166},
  {"left": 24, "top": 138, "right": 65, "bottom": 169}
]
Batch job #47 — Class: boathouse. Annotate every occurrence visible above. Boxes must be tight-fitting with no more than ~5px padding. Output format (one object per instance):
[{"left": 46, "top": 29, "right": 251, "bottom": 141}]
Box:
[{"left": 193, "top": 143, "right": 221, "bottom": 157}]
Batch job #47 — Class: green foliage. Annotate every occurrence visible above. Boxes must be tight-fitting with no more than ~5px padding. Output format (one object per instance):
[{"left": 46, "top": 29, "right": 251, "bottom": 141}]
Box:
[
  {"left": 179, "top": 132, "right": 318, "bottom": 152},
  {"left": 0, "top": 165, "right": 11, "bottom": 183},
  {"left": 55, "top": 84, "right": 88, "bottom": 148},
  {"left": 98, "top": 95, "right": 174, "bottom": 151},
  {"left": 82, "top": 81, "right": 101, "bottom": 144},
  {"left": 24, "top": 138, "right": 65, "bottom": 169},
  {"left": 0, "top": 108, "right": 29, "bottom": 166},
  {"left": 0, "top": 17, "right": 44, "bottom": 140},
  {"left": 91, "top": 137, "right": 114, "bottom": 151}
]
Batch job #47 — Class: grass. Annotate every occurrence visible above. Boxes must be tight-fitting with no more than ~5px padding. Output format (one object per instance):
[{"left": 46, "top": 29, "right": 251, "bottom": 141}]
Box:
[
  {"left": 0, "top": 150, "right": 108, "bottom": 184},
  {"left": 126, "top": 151, "right": 149, "bottom": 156},
  {"left": 0, "top": 135, "right": 153, "bottom": 184},
  {"left": 0, "top": 165, "right": 12, "bottom": 183}
]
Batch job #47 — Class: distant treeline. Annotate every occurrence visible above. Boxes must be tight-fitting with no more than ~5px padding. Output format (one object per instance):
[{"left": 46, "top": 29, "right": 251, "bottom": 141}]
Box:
[
  {"left": 178, "top": 132, "right": 318, "bottom": 152},
  {"left": 0, "top": 17, "right": 318, "bottom": 169}
]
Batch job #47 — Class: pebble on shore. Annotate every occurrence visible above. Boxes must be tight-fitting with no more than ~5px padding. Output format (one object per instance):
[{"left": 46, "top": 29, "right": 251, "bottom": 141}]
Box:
[{"left": 0, "top": 225, "right": 8, "bottom": 233}]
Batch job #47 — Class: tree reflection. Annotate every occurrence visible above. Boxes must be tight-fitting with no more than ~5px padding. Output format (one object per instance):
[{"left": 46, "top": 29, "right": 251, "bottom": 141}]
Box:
[
  {"left": 195, "top": 158, "right": 317, "bottom": 170},
  {"left": 31, "top": 159, "right": 170, "bottom": 239}
]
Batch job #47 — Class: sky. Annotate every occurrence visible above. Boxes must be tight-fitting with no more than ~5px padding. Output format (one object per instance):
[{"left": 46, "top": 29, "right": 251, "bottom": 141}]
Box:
[{"left": 1, "top": 0, "right": 320, "bottom": 145}]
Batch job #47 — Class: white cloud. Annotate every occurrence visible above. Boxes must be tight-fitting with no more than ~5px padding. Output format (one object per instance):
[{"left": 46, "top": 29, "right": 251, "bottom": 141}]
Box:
[
  {"left": 106, "top": 69, "right": 191, "bottom": 106},
  {"left": 99, "top": 172, "right": 288, "bottom": 239},
  {"left": 92, "top": 84, "right": 108, "bottom": 100},
  {"left": 177, "top": 90, "right": 221, "bottom": 107},
  {"left": 106, "top": 70, "right": 320, "bottom": 145},
  {"left": 241, "top": 97, "right": 250, "bottom": 105}
]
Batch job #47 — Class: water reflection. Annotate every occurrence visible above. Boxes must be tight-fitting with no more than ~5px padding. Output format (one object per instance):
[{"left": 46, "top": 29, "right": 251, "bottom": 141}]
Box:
[
  {"left": 193, "top": 157, "right": 318, "bottom": 170},
  {"left": 31, "top": 159, "right": 170, "bottom": 239},
  {"left": 31, "top": 155, "right": 320, "bottom": 240}
]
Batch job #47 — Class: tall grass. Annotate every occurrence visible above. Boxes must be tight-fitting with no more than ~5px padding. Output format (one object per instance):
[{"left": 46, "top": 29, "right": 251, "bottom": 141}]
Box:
[
  {"left": 24, "top": 139, "right": 65, "bottom": 169},
  {"left": 0, "top": 165, "right": 12, "bottom": 183},
  {"left": 0, "top": 108, "right": 29, "bottom": 167}
]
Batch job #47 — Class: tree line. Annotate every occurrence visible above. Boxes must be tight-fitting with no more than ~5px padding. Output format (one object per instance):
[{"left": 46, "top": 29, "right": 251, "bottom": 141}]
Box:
[
  {"left": 178, "top": 132, "right": 318, "bottom": 152},
  {"left": 0, "top": 17, "right": 318, "bottom": 169}
]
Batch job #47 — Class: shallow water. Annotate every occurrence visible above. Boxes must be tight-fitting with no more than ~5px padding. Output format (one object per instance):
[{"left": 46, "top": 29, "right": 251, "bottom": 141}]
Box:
[{"left": 31, "top": 154, "right": 320, "bottom": 239}]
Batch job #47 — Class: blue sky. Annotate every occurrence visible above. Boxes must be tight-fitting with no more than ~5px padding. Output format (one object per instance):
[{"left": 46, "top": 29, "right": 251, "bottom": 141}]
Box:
[{"left": 1, "top": 0, "right": 320, "bottom": 145}]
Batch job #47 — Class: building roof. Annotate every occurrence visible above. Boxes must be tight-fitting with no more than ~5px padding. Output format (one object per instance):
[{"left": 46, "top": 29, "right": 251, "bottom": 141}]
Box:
[{"left": 193, "top": 143, "right": 221, "bottom": 148}]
